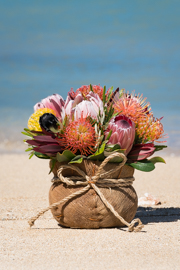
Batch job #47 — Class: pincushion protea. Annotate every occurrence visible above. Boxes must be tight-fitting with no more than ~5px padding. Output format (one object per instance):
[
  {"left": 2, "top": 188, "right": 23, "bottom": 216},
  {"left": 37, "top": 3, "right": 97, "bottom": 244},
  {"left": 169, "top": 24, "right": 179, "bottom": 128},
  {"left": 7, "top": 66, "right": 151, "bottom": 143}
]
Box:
[
  {"left": 113, "top": 91, "right": 151, "bottom": 125},
  {"left": 59, "top": 116, "right": 96, "bottom": 155},
  {"left": 136, "top": 115, "right": 166, "bottom": 143}
]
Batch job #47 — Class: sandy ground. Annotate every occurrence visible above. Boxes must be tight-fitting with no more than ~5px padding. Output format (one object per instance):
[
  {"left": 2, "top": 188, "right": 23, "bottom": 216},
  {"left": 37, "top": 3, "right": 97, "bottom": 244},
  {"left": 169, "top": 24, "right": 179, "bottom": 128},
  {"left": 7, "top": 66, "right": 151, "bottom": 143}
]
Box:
[{"left": 0, "top": 153, "right": 180, "bottom": 270}]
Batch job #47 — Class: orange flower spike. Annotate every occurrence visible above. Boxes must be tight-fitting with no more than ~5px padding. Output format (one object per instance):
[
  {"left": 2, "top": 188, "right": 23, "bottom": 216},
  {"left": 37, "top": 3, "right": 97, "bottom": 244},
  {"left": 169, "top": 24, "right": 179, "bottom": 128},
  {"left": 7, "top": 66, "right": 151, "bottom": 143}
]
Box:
[
  {"left": 113, "top": 91, "right": 150, "bottom": 125},
  {"left": 136, "top": 115, "right": 166, "bottom": 143},
  {"left": 60, "top": 116, "right": 96, "bottom": 155}
]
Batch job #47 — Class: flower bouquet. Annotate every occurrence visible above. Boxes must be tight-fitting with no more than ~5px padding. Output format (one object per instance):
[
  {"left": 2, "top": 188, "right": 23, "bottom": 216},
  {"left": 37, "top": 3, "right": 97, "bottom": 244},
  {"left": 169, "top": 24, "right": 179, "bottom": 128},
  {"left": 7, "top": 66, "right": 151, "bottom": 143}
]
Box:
[{"left": 23, "top": 85, "right": 167, "bottom": 231}]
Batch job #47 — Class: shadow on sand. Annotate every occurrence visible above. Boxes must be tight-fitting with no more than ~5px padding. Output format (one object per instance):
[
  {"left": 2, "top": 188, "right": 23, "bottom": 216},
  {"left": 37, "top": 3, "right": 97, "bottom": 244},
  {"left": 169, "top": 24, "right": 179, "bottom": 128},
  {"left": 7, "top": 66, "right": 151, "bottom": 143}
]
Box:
[
  {"left": 30, "top": 207, "right": 180, "bottom": 230},
  {"left": 135, "top": 207, "right": 180, "bottom": 224}
]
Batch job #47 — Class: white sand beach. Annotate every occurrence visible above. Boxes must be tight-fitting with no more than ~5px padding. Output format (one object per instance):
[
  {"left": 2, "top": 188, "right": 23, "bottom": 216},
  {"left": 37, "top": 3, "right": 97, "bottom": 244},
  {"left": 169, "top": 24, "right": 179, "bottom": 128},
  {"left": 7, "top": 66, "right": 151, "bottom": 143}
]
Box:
[{"left": 0, "top": 153, "right": 180, "bottom": 269}]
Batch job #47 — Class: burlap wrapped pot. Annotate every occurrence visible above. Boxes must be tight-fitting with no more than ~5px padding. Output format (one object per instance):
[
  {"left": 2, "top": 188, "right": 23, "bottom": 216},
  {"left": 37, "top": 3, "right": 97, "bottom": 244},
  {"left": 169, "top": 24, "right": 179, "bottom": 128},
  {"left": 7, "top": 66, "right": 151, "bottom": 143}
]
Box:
[
  {"left": 28, "top": 152, "right": 143, "bottom": 232},
  {"left": 49, "top": 153, "right": 139, "bottom": 229}
]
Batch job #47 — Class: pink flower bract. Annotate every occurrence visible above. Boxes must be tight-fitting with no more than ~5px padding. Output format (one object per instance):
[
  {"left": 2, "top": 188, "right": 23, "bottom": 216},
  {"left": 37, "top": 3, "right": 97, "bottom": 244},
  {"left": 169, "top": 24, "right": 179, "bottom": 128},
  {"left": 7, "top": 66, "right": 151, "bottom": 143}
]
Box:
[
  {"left": 127, "top": 143, "right": 155, "bottom": 161},
  {"left": 64, "top": 91, "right": 104, "bottom": 121},
  {"left": 105, "top": 115, "right": 135, "bottom": 155},
  {"left": 34, "top": 94, "right": 65, "bottom": 120}
]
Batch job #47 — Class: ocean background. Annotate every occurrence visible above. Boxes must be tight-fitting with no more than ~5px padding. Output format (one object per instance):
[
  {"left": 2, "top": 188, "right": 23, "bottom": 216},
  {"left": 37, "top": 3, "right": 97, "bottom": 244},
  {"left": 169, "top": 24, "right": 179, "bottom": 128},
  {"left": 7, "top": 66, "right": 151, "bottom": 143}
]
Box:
[{"left": 0, "top": 0, "right": 180, "bottom": 154}]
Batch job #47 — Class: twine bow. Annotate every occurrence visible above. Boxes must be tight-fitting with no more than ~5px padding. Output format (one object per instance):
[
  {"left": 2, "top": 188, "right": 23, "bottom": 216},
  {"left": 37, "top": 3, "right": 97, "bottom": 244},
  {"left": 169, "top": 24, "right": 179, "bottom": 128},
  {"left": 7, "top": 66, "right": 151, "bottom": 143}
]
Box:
[{"left": 28, "top": 152, "right": 144, "bottom": 232}]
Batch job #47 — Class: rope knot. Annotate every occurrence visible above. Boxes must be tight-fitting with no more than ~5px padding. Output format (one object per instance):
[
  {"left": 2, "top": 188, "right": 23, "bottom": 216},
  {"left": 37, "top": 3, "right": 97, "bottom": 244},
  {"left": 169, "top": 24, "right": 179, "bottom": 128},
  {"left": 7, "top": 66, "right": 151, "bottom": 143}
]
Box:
[{"left": 87, "top": 176, "right": 95, "bottom": 185}]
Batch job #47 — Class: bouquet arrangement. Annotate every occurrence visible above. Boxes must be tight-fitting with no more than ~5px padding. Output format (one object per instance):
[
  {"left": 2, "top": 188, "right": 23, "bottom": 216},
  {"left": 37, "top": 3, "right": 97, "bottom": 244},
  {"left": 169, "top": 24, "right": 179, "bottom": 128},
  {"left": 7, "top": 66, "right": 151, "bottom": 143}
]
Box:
[{"left": 22, "top": 85, "right": 167, "bottom": 172}]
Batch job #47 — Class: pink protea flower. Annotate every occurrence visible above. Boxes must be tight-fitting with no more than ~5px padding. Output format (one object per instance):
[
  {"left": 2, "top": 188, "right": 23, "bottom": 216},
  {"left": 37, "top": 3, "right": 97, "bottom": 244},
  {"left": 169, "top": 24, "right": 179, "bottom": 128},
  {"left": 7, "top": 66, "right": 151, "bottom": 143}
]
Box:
[
  {"left": 59, "top": 116, "right": 96, "bottom": 155},
  {"left": 64, "top": 91, "right": 104, "bottom": 121},
  {"left": 105, "top": 115, "right": 135, "bottom": 155},
  {"left": 34, "top": 94, "right": 65, "bottom": 120},
  {"left": 127, "top": 143, "right": 155, "bottom": 161}
]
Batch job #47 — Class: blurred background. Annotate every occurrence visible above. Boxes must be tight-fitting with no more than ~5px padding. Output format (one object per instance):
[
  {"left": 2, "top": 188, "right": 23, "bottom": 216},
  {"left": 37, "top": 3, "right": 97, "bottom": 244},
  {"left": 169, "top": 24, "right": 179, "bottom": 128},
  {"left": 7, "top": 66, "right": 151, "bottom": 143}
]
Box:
[{"left": 0, "top": 0, "right": 179, "bottom": 154}]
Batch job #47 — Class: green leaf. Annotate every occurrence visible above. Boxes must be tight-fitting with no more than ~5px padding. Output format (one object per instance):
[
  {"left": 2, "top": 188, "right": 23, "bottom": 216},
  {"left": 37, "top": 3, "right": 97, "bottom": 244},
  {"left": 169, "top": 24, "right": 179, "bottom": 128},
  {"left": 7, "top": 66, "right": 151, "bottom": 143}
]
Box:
[
  {"left": 49, "top": 158, "right": 56, "bottom": 174},
  {"left": 62, "top": 150, "right": 76, "bottom": 159},
  {"left": 103, "top": 86, "right": 106, "bottom": 105},
  {"left": 97, "top": 135, "right": 104, "bottom": 145},
  {"left": 63, "top": 114, "right": 68, "bottom": 127},
  {"left": 89, "top": 84, "right": 93, "bottom": 92},
  {"left": 104, "top": 148, "right": 126, "bottom": 163},
  {"left": 23, "top": 128, "right": 41, "bottom": 137},
  {"left": 108, "top": 155, "right": 123, "bottom": 163},
  {"left": 105, "top": 144, "right": 121, "bottom": 151},
  {"left": 29, "top": 152, "right": 34, "bottom": 159},
  {"left": 34, "top": 152, "right": 50, "bottom": 159},
  {"left": 128, "top": 160, "right": 155, "bottom": 172},
  {"left": 69, "top": 155, "right": 85, "bottom": 164},
  {"left": 154, "top": 145, "right": 167, "bottom": 152},
  {"left": 56, "top": 150, "right": 76, "bottom": 162},
  {"left": 149, "top": 156, "right": 166, "bottom": 164},
  {"left": 25, "top": 147, "right": 33, "bottom": 152},
  {"left": 107, "top": 86, "right": 114, "bottom": 102},
  {"left": 105, "top": 129, "right": 112, "bottom": 141},
  {"left": 119, "top": 88, "right": 125, "bottom": 98},
  {"left": 21, "top": 128, "right": 35, "bottom": 138},
  {"left": 24, "top": 128, "right": 32, "bottom": 132},
  {"left": 21, "top": 131, "right": 33, "bottom": 137},
  {"left": 88, "top": 142, "right": 106, "bottom": 161}
]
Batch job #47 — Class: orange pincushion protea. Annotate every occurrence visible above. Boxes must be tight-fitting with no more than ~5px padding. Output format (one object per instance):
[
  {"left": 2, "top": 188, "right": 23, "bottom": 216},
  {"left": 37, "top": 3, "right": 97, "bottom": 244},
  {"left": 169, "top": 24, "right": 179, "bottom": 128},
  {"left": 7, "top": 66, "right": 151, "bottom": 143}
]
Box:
[
  {"left": 113, "top": 92, "right": 151, "bottom": 125},
  {"left": 60, "top": 116, "right": 96, "bottom": 155},
  {"left": 136, "top": 115, "right": 166, "bottom": 143}
]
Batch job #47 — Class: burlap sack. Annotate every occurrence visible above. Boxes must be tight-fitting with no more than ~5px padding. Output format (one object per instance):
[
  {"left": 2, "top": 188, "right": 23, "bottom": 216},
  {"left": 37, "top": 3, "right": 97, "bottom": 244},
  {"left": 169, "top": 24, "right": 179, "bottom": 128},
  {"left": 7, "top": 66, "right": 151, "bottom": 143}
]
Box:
[{"left": 49, "top": 159, "right": 138, "bottom": 229}]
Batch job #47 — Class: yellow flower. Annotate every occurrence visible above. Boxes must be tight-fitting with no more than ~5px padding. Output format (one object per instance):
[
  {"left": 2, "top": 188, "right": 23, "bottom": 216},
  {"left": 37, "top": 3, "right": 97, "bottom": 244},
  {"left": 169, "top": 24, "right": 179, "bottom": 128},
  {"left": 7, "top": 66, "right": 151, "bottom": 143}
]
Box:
[
  {"left": 28, "top": 108, "right": 56, "bottom": 131},
  {"left": 136, "top": 115, "right": 165, "bottom": 143}
]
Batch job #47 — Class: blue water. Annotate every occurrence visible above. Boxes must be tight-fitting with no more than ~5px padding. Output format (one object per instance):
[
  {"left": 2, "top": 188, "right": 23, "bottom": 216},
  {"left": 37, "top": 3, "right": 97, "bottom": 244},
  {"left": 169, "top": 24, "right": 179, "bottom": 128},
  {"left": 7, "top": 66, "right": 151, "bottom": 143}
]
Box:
[{"left": 0, "top": 0, "right": 180, "bottom": 151}]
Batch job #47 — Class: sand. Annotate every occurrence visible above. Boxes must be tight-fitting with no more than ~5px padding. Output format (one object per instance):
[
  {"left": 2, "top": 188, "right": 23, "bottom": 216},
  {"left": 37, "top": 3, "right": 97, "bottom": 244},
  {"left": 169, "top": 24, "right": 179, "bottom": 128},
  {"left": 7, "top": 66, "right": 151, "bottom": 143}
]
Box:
[{"left": 0, "top": 153, "right": 180, "bottom": 270}]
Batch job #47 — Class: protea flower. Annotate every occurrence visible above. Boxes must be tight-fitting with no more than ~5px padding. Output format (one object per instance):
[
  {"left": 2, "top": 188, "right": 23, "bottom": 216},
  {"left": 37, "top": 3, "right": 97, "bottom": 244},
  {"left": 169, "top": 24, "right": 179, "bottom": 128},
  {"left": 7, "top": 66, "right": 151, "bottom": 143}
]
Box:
[
  {"left": 136, "top": 115, "right": 166, "bottom": 143},
  {"left": 68, "top": 85, "right": 104, "bottom": 100},
  {"left": 34, "top": 94, "right": 65, "bottom": 120},
  {"left": 113, "top": 91, "right": 151, "bottom": 125},
  {"left": 59, "top": 116, "right": 96, "bottom": 155},
  {"left": 105, "top": 115, "right": 135, "bottom": 155},
  {"left": 127, "top": 143, "right": 155, "bottom": 162},
  {"left": 64, "top": 91, "right": 104, "bottom": 121}
]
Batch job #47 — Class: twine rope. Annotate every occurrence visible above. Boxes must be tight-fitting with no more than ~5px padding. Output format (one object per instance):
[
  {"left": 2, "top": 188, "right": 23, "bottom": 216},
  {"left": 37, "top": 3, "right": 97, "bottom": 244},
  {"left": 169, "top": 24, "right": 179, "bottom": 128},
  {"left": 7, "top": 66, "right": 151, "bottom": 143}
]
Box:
[{"left": 28, "top": 152, "right": 143, "bottom": 232}]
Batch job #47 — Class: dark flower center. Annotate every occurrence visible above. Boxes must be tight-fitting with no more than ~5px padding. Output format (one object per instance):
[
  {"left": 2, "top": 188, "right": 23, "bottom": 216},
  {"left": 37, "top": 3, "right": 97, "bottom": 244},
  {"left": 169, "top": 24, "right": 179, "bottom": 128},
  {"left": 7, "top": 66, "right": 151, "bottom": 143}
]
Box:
[{"left": 119, "top": 119, "right": 130, "bottom": 128}]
